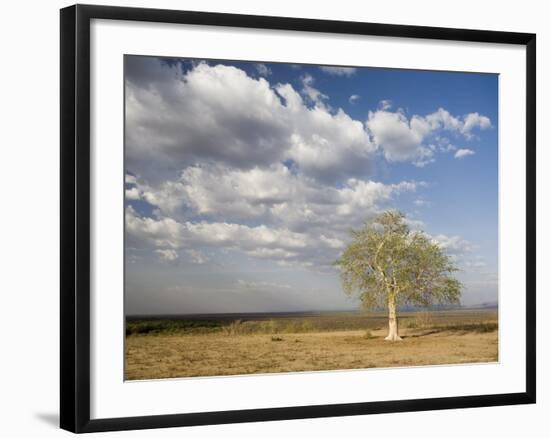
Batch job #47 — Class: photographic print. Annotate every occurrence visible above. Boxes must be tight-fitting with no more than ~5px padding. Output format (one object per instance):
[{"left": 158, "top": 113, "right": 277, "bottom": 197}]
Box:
[{"left": 124, "top": 55, "right": 498, "bottom": 381}]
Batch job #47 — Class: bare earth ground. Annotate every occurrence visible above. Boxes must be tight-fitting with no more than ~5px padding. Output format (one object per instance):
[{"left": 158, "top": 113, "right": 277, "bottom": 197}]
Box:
[{"left": 125, "top": 311, "right": 498, "bottom": 380}]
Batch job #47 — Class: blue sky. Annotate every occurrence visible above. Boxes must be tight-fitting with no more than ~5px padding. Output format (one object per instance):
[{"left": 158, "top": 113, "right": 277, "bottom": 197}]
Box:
[{"left": 124, "top": 56, "right": 498, "bottom": 314}]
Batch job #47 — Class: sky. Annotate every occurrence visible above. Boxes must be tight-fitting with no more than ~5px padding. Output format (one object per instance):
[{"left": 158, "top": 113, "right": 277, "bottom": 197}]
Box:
[{"left": 124, "top": 55, "right": 498, "bottom": 315}]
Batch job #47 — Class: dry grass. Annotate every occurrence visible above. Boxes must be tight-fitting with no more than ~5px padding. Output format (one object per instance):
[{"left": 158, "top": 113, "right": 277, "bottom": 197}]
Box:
[{"left": 125, "top": 310, "right": 498, "bottom": 380}]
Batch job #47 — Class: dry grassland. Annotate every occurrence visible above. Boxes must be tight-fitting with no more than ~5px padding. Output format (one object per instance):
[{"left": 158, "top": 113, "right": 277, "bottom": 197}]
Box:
[{"left": 125, "top": 310, "right": 498, "bottom": 380}]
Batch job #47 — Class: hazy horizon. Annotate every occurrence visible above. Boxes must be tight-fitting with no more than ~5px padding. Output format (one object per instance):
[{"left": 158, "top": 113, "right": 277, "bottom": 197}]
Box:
[{"left": 126, "top": 299, "right": 499, "bottom": 317}]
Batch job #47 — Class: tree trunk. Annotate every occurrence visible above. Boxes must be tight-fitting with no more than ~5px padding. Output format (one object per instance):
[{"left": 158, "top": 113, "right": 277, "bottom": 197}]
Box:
[{"left": 385, "top": 295, "right": 402, "bottom": 341}]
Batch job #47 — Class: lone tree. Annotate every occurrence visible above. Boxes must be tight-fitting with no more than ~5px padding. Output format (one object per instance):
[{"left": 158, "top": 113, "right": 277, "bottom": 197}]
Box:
[{"left": 336, "top": 210, "right": 462, "bottom": 341}]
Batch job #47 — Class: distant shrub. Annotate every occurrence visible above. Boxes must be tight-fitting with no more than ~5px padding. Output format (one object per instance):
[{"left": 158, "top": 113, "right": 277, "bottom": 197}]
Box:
[
  {"left": 406, "top": 311, "right": 434, "bottom": 329},
  {"left": 442, "top": 322, "right": 498, "bottom": 333},
  {"left": 475, "top": 322, "right": 498, "bottom": 333},
  {"left": 283, "top": 321, "right": 300, "bottom": 334},
  {"left": 271, "top": 336, "right": 284, "bottom": 342},
  {"left": 126, "top": 319, "right": 225, "bottom": 336},
  {"left": 417, "top": 311, "right": 434, "bottom": 327},
  {"left": 222, "top": 320, "right": 243, "bottom": 336},
  {"left": 268, "top": 319, "right": 279, "bottom": 334}
]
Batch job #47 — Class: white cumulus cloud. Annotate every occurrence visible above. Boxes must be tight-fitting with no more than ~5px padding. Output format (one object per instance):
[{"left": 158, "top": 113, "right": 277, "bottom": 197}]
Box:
[
  {"left": 366, "top": 106, "right": 490, "bottom": 165},
  {"left": 126, "top": 59, "right": 375, "bottom": 185},
  {"left": 319, "top": 66, "right": 357, "bottom": 76},
  {"left": 124, "top": 58, "right": 488, "bottom": 273},
  {"left": 255, "top": 63, "right": 271, "bottom": 76},
  {"left": 154, "top": 248, "right": 178, "bottom": 262},
  {"left": 454, "top": 148, "right": 475, "bottom": 159},
  {"left": 349, "top": 94, "right": 360, "bottom": 104}
]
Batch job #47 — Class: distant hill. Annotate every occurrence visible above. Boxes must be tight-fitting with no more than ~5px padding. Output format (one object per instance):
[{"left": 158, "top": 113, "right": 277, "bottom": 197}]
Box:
[
  {"left": 127, "top": 303, "right": 498, "bottom": 321},
  {"left": 397, "top": 301, "right": 498, "bottom": 312},
  {"left": 463, "top": 301, "right": 498, "bottom": 310}
]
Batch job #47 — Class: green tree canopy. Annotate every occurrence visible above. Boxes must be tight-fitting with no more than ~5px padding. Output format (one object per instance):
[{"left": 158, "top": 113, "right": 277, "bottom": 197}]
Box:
[{"left": 336, "top": 210, "right": 462, "bottom": 340}]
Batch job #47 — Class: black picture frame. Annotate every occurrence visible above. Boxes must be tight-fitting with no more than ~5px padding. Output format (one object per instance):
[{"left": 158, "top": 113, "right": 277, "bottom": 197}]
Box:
[{"left": 60, "top": 4, "right": 536, "bottom": 433}]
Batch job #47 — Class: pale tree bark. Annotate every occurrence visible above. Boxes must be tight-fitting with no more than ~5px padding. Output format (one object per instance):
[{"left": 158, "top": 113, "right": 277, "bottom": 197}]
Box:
[{"left": 385, "top": 294, "right": 402, "bottom": 341}]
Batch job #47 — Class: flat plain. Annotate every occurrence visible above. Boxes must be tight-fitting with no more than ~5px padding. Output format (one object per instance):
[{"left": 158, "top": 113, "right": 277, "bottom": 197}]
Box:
[{"left": 125, "top": 309, "right": 498, "bottom": 380}]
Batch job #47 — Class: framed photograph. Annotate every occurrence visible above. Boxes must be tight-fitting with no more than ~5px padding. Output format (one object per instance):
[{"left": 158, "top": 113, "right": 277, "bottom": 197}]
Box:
[{"left": 60, "top": 4, "right": 536, "bottom": 433}]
